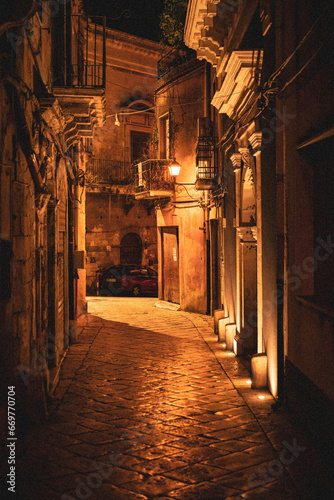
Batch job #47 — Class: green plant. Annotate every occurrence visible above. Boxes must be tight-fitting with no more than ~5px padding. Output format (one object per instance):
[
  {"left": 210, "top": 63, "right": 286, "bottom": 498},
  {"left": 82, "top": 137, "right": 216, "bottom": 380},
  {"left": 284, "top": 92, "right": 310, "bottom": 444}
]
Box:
[{"left": 160, "top": 0, "right": 188, "bottom": 48}]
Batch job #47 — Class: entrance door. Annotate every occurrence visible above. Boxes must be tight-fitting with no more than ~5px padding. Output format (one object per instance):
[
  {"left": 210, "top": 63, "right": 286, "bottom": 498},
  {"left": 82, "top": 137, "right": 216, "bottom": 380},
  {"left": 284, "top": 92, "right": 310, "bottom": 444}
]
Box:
[
  {"left": 120, "top": 233, "right": 142, "bottom": 265},
  {"left": 162, "top": 227, "right": 180, "bottom": 304}
]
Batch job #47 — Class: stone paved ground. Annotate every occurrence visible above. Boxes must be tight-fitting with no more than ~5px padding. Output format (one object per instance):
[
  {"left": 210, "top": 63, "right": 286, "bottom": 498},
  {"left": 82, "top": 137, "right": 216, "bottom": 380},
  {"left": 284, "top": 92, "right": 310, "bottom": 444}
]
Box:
[{"left": 8, "top": 298, "right": 334, "bottom": 499}]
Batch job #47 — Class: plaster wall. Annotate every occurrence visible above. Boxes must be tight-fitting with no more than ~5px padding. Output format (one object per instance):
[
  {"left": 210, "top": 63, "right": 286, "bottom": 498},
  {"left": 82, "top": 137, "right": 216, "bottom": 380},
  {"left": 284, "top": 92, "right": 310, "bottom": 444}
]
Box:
[
  {"left": 155, "top": 59, "right": 207, "bottom": 313},
  {"left": 86, "top": 30, "right": 161, "bottom": 295},
  {"left": 277, "top": 0, "right": 334, "bottom": 405},
  {"left": 92, "top": 29, "right": 160, "bottom": 161},
  {"left": 86, "top": 193, "right": 158, "bottom": 292}
]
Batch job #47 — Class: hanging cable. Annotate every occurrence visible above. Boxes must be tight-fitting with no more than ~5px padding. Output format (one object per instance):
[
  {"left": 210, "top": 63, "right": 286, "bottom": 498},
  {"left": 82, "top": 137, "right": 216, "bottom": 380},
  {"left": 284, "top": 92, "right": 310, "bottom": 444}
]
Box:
[{"left": 267, "top": 0, "right": 333, "bottom": 88}]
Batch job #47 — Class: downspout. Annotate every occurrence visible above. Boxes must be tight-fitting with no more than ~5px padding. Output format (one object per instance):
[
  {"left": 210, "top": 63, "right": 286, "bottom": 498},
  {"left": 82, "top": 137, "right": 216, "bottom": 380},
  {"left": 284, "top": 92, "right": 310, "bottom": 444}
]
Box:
[
  {"left": 275, "top": 0, "right": 285, "bottom": 408},
  {"left": 204, "top": 61, "right": 211, "bottom": 315}
]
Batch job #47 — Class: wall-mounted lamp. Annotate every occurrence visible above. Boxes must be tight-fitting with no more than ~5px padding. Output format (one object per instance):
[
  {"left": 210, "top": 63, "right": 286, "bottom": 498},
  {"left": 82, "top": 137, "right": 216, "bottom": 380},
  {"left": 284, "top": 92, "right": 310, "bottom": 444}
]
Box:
[
  {"left": 168, "top": 158, "right": 181, "bottom": 177},
  {"left": 115, "top": 114, "right": 120, "bottom": 126}
]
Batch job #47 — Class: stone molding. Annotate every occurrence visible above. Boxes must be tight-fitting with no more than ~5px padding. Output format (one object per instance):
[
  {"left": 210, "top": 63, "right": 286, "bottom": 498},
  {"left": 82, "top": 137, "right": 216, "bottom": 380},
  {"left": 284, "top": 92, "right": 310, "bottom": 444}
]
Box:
[
  {"left": 248, "top": 132, "right": 263, "bottom": 153},
  {"left": 238, "top": 147, "right": 253, "bottom": 169},
  {"left": 236, "top": 226, "right": 257, "bottom": 242},
  {"left": 185, "top": 0, "right": 227, "bottom": 67},
  {"left": 212, "top": 50, "right": 263, "bottom": 118},
  {"left": 230, "top": 152, "right": 242, "bottom": 171}
]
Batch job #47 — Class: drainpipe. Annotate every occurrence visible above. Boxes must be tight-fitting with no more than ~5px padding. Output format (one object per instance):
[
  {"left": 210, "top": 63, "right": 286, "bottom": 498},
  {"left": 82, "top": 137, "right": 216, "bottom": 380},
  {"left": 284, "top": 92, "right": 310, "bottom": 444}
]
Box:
[
  {"left": 204, "top": 191, "right": 211, "bottom": 315},
  {"left": 275, "top": 0, "right": 285, "bottom": 408},
  {"left": 204, "top": 61, "right": 211, "bottom": 120},
  {"left": 204, "top": 61, "right": 211, "bottom": 315}
]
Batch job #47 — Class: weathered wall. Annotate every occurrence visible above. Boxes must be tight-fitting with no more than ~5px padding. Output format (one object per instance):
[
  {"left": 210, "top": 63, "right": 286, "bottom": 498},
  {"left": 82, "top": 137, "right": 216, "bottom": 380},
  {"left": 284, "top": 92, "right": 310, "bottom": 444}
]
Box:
[
  {"left": 86, "top": 29, "right": 161, "bottom": 293},
  {"left": 156, "top": 58, "right": 207, "bottom": 313},
  {"left": 277, "top": 0, "right": 334, "bottom": 404},
  {"left": 86, "top": 193, "right": 158, "bottom": 292},
  {"left": 0, "top": 0, "right": 103, "bottom": 429},
  {"left": 92, "top": 29, "right": 160, "bottom": 161}
]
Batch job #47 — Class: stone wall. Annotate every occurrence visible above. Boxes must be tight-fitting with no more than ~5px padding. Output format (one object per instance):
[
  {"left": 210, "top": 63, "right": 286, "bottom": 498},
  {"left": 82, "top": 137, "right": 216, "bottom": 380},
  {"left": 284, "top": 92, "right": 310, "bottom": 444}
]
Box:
[{"left": 86, "top": 193, "right": 158, "bottom": 294}]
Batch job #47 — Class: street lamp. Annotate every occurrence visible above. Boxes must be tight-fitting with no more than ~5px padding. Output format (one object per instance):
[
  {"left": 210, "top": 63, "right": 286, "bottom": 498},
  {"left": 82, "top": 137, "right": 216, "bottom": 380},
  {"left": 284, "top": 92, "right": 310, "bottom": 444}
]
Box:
[{"left": 168, "top": 158, "right": 181, "bottom": 178}]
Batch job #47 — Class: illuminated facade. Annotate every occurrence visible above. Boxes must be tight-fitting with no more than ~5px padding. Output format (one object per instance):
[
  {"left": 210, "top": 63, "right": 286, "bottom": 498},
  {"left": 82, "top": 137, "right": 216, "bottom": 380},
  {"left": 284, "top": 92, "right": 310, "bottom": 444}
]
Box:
[
  {"left": 184, "top": 0, "right": 334, "bottom": 454},
  {"left": 85, "top": 29, "right": 161, "bottom": 293},
  {"left": 0, "top": 0, "right": 105, "bottom": 421}
]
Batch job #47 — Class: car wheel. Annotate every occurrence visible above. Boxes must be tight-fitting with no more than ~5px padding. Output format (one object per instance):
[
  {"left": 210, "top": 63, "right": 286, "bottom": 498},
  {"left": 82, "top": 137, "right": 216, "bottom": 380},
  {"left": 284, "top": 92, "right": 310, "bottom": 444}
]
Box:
[{"left": 132, "top": 285, "right": 141, "bottom": 297}]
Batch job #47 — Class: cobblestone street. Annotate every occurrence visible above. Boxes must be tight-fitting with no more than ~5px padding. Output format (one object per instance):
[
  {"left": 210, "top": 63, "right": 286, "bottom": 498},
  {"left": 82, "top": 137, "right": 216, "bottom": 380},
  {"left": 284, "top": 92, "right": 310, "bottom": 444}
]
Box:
[{"left": 13, "top": 298, "right": 334, "bottom": 499}]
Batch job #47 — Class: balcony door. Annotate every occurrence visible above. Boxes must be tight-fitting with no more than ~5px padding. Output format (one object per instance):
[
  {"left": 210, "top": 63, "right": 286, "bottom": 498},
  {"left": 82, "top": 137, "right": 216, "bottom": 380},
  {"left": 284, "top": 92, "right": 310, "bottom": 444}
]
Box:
[{"left": 131, "top": 131, "right": 150, "bottom": 163}]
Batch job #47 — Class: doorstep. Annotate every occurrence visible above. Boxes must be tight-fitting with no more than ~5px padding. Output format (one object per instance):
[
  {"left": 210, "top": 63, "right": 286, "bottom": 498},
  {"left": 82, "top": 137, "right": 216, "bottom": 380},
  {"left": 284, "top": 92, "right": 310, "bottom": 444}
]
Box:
[{"left": 154, "top": 300, "right": 181, "bottom": 311}]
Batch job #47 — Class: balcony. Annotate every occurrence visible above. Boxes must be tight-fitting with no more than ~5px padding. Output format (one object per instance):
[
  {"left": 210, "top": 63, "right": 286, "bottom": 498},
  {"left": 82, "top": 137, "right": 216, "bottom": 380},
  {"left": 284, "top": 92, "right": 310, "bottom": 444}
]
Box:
[
  {"left": 53, "top": 15, "right": 106, "bottom": 89},
  {"left": 86, "top": 159, "right": 133, "bottom": 187},
  {"left": 135, "top": 160, "right": 174, "bottom": 200},
  {"left": 52, "top": 15, "right": 106, "bottom": 148},
  {"left": 158, "top": 46, "right": 194, "bottom": 79}
]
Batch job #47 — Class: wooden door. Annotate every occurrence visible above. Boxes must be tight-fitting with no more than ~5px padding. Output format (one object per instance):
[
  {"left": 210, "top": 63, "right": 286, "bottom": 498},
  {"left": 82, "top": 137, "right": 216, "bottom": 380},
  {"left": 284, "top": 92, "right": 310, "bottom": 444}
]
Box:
[{"left": 162, "top": 227, "right": 180, "bottom": 304}]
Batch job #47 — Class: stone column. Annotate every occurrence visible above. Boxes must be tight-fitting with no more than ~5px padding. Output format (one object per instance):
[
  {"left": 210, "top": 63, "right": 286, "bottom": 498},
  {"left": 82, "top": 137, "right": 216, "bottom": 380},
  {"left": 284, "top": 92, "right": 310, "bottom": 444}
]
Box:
[{"left": 249, "top": 131, "right": 278, "bottom": 397}]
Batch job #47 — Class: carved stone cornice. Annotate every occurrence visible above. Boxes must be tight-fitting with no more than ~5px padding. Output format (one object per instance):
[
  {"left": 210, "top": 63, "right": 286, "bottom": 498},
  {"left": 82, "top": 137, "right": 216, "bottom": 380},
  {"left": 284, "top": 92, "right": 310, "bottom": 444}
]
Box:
[
  {"left": 236, "top": 226, "right": 257, "bottom": 242},
  {"left": 238, "top": 147, "right": 252, "bottom": 168},
  {"left": 230, "top": 153, "right": 242, "bottom": 172},
  {"left": 40, "top": 98, "right": 66, "bottom": 135},
  {"left": 53, "top": 88, "right": 106, "bottom": 150},
  {"left": 185, "top": 0, "right": 239, "bottom": 66},
  {"left": 248, "top": 132, "right": 263, "bottom": 154},
  {"left": 211, "top": 50, "right": 263, "bottom": 118},
  {"left": 251, "top": 227, "right": 257, "bottom": 240}
]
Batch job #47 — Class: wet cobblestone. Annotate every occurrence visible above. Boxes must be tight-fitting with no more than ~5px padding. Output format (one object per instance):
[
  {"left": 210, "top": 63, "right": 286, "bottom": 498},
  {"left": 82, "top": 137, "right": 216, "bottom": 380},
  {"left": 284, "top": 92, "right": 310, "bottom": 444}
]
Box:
[{"left": 11, "top": 298, "right": 334, "bottom": 499}]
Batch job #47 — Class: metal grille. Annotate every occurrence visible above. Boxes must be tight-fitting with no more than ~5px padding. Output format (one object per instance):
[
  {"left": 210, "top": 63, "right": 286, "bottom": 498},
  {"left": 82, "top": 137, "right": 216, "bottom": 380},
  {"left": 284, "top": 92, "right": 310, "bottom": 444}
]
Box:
[
  {"left": 53, "top": 15, "right": 106, "bottom": 88},
  {"left": 136, "top": 160, "right": 173, "bottom": 192},
  {"left": 196, "top": 138, "right": 218, "bottom": 180},
  {"left": 86, "top": 159, "right": 133, "bottom": 185}
]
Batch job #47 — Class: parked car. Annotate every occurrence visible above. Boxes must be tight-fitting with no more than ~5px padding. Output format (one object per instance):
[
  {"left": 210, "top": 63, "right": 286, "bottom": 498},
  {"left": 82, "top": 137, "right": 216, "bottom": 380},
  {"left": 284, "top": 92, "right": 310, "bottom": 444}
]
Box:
[{"left": 99, "top": 265, "right": 158, "bottom": 297}]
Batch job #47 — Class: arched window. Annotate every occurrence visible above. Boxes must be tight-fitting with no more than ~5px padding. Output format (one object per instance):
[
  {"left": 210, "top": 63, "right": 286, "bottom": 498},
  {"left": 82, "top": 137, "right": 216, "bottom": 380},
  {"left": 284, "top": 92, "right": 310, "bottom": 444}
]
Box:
[{"left": 120, "top": 233, "right": 142, "bottom": 265}]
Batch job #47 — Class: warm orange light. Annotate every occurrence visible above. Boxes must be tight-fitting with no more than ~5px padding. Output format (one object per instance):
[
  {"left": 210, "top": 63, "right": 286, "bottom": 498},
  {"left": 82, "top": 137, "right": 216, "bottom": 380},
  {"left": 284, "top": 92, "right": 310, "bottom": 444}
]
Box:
[
  {"left": 258, "top": 395, "right": 265, "bottom": 400},
  {"left": 169, "top": 159, "right": 181, "bottom": 177}
]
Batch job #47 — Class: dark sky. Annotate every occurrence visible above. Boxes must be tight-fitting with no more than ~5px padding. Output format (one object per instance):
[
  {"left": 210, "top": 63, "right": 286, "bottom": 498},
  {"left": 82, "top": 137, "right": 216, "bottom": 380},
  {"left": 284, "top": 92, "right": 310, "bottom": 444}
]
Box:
[{"left": 83, "top": 0, "right": 165, "bottom": 42}]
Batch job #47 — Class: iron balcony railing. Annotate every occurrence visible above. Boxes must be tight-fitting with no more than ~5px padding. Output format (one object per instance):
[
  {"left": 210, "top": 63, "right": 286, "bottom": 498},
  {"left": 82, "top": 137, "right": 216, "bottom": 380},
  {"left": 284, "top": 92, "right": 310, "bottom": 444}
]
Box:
[
  {"left": 53, "top": 15, "right": 106, "bottom": 88},
  {"left": 158, "top": 46, "right": 194, "bottom": 79},
  {"left": 136, "top": 160, "right": 174, "bottom": 194},
  {"left": 86, "top": 159, "right": 133, "bottom": 185}
]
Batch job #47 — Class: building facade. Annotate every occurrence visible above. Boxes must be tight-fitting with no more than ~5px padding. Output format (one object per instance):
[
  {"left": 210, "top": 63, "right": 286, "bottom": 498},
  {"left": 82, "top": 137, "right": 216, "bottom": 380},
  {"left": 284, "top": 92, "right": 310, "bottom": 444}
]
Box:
[
  {"left": 85, "top": 30, "right": 161, "bottom": 294},
  {"left": 0, "top": 0, "right": 105, "bottom": 431},
  {"left": 154, "top": 51, "right": 208, "bottom": 313},
  {"left": 184, "top": 0, "right": 334, "bottom": 454}
]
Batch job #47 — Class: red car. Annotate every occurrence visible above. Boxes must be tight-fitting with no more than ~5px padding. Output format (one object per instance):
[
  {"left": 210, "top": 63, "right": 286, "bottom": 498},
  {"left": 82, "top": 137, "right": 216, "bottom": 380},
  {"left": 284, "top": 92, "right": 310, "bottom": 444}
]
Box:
[{"left": 99, "top": 265, "right": 158, "bottom": 296}]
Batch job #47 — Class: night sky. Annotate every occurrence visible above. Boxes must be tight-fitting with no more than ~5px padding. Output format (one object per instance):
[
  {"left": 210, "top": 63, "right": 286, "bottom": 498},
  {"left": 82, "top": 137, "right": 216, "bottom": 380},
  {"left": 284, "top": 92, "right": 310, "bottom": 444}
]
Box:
[{"left": 83, "top": 0, "right": 166, "bottom": 42}]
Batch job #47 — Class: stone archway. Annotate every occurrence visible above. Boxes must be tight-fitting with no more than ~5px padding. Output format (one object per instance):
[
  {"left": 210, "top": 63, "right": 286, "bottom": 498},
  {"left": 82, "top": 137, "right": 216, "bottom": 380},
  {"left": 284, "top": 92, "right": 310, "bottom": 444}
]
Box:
[{"left": 120, "top": 233, "right": 142, "bottom": 265}]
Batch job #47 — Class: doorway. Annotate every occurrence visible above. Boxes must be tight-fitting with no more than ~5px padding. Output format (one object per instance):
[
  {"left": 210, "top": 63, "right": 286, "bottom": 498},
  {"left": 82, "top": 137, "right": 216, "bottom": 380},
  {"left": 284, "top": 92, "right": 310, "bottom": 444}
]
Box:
[
  {"left": 120, "top": 233, "right": 142, "bottom": 265},
  {"left": 162, "top": 227, "right": 180, "bottom": 304}
]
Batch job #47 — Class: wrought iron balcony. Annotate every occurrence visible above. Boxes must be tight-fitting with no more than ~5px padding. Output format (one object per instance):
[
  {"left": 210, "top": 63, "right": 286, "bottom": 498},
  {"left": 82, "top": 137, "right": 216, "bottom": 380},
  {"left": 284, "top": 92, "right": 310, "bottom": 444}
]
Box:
[
  {"left": 53, "top": 15, "right": 106, "bottom": 88},
  {"left": 86, "top": 159, "right": 133, "bottom": 186},
  {"left": 135, "top": 160, "right": 174, "bottom": 199},
  {"left": 158, "top": 46, "right": 194, "bottom": 79}
]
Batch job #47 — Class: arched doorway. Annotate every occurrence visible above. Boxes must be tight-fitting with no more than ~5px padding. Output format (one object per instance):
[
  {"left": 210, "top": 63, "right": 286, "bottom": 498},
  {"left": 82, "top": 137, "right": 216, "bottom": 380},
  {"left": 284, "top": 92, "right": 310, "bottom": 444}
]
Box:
[{"left": 120, "top": 233, "right": 142, "bottom": 265}]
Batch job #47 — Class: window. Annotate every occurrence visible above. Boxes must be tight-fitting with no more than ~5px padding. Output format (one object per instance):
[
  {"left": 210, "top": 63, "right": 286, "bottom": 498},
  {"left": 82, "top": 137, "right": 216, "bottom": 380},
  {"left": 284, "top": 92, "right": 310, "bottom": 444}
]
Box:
[
  {"left": 131, "top": 131, "right": 150, "bottom": 163},
  {"left": 159, "top": 114, "right": 170, "bottom": 159}
]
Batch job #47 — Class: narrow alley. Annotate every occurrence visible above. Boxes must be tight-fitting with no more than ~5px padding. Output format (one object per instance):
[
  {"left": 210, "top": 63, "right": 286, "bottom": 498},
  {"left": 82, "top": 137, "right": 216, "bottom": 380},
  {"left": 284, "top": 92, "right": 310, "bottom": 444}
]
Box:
[{"left": 13, "top": 298, "right": 333, "bottom": 500}]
